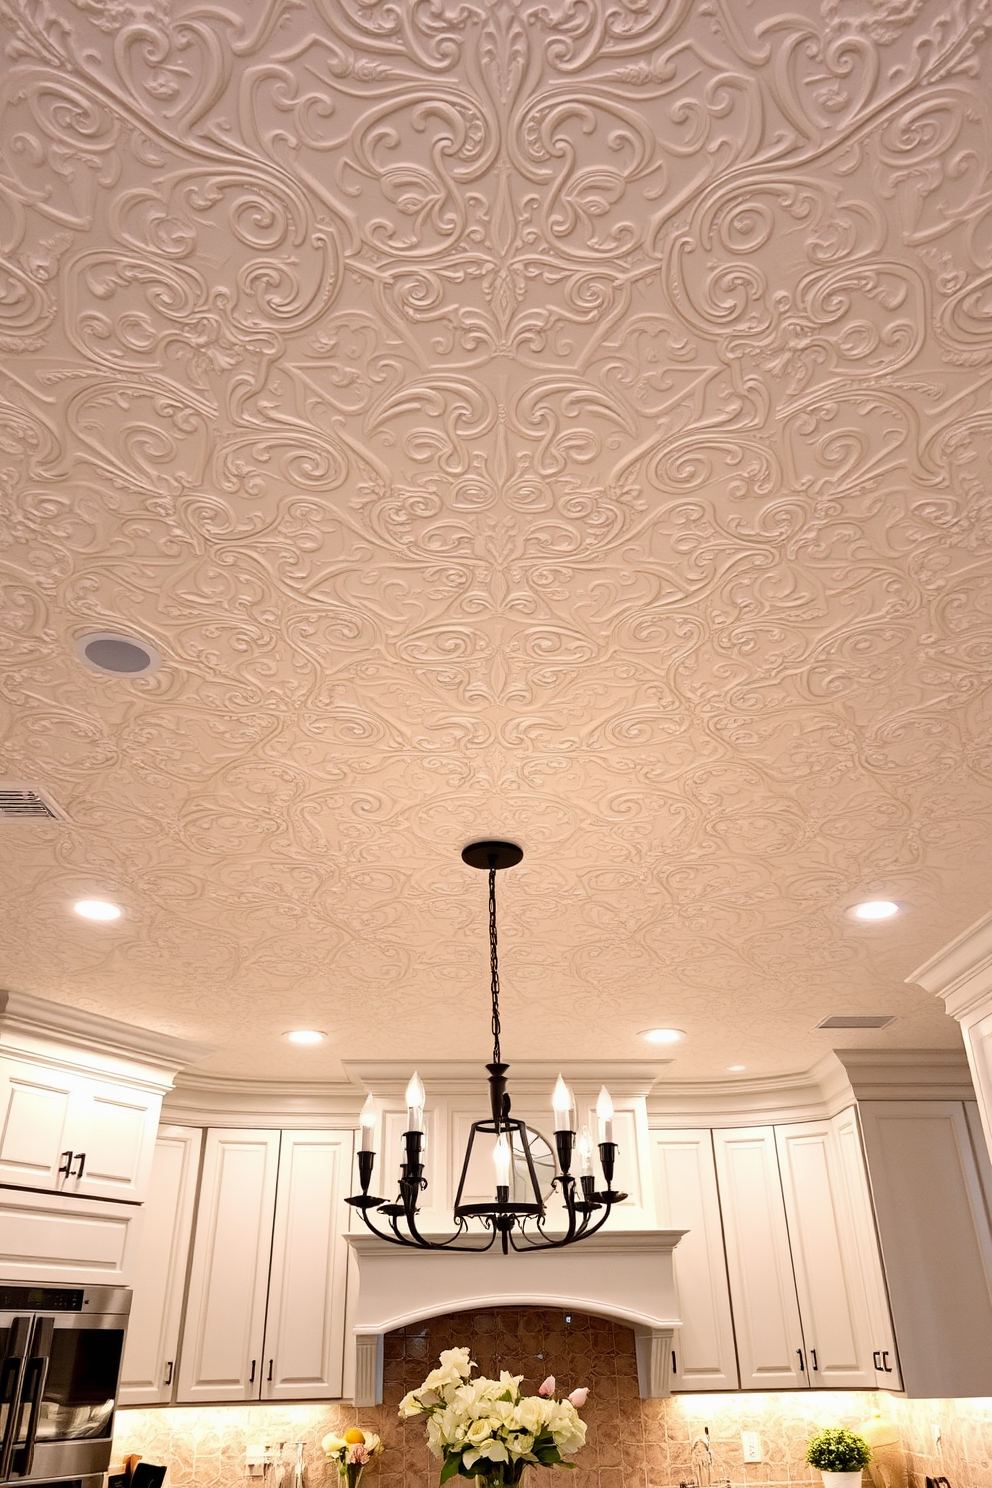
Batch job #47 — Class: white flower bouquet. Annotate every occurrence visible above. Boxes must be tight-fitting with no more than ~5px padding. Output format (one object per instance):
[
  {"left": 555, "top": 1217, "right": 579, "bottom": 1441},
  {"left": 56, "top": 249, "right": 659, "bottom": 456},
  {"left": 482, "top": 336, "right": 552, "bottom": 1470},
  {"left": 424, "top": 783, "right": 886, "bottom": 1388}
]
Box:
[
  {"left": 322, "top": 1428, "right": 383, "bottom": 1488},
  {"left": 399, "top": 1347, "right": 589, "bottom": 1486}
]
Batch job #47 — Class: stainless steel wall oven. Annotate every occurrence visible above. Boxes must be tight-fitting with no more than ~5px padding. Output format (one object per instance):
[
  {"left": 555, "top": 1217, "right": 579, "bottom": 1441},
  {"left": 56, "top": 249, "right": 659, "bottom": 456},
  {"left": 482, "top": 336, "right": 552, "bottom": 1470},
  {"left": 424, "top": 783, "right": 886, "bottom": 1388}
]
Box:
[{"left": 0, "top": 1285, "right": 131, "bottom": 1487}]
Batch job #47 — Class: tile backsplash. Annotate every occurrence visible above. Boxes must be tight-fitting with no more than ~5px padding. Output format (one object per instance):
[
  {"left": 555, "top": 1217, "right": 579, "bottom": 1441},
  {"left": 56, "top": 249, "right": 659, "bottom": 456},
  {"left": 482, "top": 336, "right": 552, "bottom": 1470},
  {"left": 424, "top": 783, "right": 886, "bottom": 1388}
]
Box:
[{"left": 112, "top": 1310, "right": 992, "bottom": 1488}]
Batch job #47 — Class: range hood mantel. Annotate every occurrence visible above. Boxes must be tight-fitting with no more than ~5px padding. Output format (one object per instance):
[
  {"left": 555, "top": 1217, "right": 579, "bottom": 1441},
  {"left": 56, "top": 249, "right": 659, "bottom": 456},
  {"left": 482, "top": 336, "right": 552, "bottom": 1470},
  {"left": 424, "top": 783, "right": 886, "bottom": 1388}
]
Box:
[{"left": 345, "top": 1227, "right": 685, "bottom": 1406}]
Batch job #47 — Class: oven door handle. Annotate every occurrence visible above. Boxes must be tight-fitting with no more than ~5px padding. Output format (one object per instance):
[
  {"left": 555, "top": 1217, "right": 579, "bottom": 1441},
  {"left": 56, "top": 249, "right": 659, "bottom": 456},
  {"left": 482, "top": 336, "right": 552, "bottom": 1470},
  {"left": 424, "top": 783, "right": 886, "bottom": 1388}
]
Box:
[
  {"left": 0, "top": 1317, "right": 31, "bottom": 1482},
  {"left": 19, "top": 1317, "right": 54, "bottom": 1479}
]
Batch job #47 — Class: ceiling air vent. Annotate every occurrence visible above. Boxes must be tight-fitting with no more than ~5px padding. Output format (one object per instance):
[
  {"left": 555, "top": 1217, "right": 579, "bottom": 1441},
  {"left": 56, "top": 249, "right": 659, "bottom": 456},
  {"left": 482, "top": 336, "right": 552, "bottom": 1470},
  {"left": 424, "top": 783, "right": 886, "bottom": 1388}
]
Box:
[
  {"left": 816, "top": 1015, "right": 895, "bottom": 1030},
  {"left": 0, "top": 785, "right": 70, "bottom": 823}
]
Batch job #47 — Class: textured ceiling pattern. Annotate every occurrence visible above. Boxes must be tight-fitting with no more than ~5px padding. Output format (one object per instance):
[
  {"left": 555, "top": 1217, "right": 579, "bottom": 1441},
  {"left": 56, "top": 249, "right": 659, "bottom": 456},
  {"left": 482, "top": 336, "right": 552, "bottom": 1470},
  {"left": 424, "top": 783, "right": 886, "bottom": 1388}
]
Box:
[{"left": 2, "top": 0, "right": 992, "bottom": 1079}]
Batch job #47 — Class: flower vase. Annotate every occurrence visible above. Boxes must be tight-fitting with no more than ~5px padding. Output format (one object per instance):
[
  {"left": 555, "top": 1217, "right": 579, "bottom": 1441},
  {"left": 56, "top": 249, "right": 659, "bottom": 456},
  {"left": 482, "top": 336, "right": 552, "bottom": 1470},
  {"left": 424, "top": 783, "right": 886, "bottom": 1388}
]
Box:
[
  {"left": 820, "top": 1474, "right": 864, "bottom": 1488},
  {"left": 343, "top": 1467, "right": 365, "bottom": 1488},
  {"left": 474, "top": 1470, "right": 526, "bottom": 1488}
]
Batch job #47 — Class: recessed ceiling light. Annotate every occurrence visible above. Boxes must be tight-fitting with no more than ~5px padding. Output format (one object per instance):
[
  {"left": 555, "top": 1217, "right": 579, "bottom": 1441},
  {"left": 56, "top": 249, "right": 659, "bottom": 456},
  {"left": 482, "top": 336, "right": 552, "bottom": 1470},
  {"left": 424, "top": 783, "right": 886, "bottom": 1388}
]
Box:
[
  {"left": 728, "top": 1064, "right": 746, "bottom": 1072},
  {"left": 849, "top": 900, "right": 901, "bottom": 921},
  {"left": 283, "top": 1029, "right": 326, "bottom": 1045},
  {"left": 75, "top": 631, "right": 161, "bottom": 676},
  {"left": 641, "top": 1028, "right": 684, "bottom": 1044},
  {"left": 73, "top": 899, "right": 122, "bottom": 921}
]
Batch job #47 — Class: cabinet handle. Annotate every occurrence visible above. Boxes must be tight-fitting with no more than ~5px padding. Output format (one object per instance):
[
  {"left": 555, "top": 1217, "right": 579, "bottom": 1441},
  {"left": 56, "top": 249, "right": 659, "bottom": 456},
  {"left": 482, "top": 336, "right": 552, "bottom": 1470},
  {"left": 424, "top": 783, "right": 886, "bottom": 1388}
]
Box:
[
  {"left": 58, "top": 1150, "right": 73, "bottom": 1178},
  {"left": 671, "top": 1350, "right": 677, "bottom": 1374},
  {"left": 249, "top": 1359, "right": 256, "bottom": 1385},
  {"left": 72, "top": 1151, "right": 86, "bottom": 1179},
  {"left": 267, "top": 1359, "right": 273, "bottom": 1382},
  {"left": 810, "top": 1349, "right": 818, "bottom": 1372},
  {"left": 164, "top": 1361, "right": 173, "bottom": 1387},
  {"left": 796, "top": 1349, "right": 805, "bottom": 1373},
  {"left": 883, "top": 1351, "right": 893, "bottom": 1372},
  {"left": 873, "top": 1350, "right": 882, "bottom": 1370}
]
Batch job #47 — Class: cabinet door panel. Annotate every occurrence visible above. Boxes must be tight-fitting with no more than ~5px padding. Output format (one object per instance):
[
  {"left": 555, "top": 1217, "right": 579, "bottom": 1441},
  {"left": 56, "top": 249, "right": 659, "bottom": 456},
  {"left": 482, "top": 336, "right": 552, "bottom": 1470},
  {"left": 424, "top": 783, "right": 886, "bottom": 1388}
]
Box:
[
  {"left": 120, "top": 1127, "right": 202, "bottom": 1404},
  {"left": 859, "top": 1100, "right": 992, "bottom": 1397},
  {"left": 712, "top": 1127, "right": 806, "bottom": 1389},
  {"left": 831, "top": 1109, "right": 901, "bottom": 1389},
  {"left": 66, "top": 1080, "right": 160, "bottom": 1201},
  {"left": 650, "top": 1131, "right": 738, "bottom": 1390},
  {"left": 262, "top": 1131, "right": 351, "bottom": 1399},
  {"left": 776, "top": 1120, "right": 878, "bottom": 1388},
  {"left": 0, "top": 1060, "right": 73, "bottom": 1189},
  {"left": 176, "top": 1129, "right": 279, "bottom": 1403}
]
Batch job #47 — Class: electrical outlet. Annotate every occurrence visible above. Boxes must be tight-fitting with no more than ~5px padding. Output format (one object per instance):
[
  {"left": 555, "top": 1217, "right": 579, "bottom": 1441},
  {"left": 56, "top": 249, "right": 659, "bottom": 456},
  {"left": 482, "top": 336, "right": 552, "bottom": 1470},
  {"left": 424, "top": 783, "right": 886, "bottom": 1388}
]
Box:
[
  {"left": 931, "top": 1425, "right": 942, "bottom": 1451},
  {"left": 742, "top": 1432, "right": 762, "bottom": 1463}
]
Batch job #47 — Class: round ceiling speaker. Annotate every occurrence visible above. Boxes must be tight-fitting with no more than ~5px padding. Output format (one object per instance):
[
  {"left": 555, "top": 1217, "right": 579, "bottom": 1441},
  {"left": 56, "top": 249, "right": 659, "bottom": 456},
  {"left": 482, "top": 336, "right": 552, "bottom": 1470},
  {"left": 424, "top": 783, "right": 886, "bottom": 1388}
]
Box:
[{"left": 75, "top": 631, "right": 161, "bottom": 676}]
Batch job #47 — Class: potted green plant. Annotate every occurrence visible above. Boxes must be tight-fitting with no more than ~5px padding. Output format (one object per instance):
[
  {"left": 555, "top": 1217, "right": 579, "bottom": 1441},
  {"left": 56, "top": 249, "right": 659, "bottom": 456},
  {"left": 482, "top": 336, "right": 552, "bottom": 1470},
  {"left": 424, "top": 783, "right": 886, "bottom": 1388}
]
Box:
[{"left": 806, "top": 1429, "right": 872, "bottom": 1488}]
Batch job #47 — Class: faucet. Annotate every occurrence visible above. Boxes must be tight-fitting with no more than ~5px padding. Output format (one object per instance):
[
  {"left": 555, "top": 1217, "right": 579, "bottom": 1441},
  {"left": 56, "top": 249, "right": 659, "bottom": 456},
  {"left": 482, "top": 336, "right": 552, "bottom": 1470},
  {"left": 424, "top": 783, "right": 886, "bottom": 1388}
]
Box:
[{"left": 691, "top": 1428, "right": 714, "bottom": 1488}]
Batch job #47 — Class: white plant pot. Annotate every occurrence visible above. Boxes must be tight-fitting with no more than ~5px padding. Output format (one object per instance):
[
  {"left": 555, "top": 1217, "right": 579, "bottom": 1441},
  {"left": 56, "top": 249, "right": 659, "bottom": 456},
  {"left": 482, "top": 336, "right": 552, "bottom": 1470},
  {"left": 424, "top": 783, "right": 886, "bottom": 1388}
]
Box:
[{"left": 820, "top": 1472, "right": 864, "bottom": 1488}]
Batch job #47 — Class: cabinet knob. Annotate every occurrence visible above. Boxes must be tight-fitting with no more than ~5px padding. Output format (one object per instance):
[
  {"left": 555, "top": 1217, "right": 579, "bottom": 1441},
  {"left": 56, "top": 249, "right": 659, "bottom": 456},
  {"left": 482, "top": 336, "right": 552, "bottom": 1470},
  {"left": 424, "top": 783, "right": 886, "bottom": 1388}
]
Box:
[
  {"left": 796, "top": 1349, "right": 805, "bottom": 1373},
  {"left": 249, "top": 1359, "right": 256, "bottom": 1385},
  {"left": 671, "top": 1350, "right": 677, "bottom": 1375},
  {"left": 883, "top": 1350, "right": 893, "bottom": 1372},
  {"left": 58, "top": 1150, "right": 73, "bottom": 1178},
  {"left": 810, "top": 1348, "right": 818, "bottom": 1372},
  {"left": 164, "top": 1361, "right": 173, "bottom": 1386},
  {"left": 873, "top": 1350, "right": 882, "bottom": 1370},
  {"left": 72, "top": 1152, "right": 86, "bottom": 1179},
  {"left": 267, "top": 1359, "right": 273, "bottom": 1382}
]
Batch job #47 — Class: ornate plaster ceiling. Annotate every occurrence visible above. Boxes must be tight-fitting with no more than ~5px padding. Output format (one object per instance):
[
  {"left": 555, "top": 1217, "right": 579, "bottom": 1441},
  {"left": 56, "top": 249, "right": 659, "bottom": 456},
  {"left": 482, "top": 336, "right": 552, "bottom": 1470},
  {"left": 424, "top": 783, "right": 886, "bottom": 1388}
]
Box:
[{"left": 2, "top": 0, "right": 992, "bottom": 1082}]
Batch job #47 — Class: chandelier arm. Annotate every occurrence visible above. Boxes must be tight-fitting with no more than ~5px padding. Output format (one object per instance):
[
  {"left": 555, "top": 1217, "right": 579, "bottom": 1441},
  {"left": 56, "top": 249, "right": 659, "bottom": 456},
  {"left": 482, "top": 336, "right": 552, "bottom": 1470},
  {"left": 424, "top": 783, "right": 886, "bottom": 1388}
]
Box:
[{"left": 351, "top": 1202, "right": 425, "bottom": 1248}]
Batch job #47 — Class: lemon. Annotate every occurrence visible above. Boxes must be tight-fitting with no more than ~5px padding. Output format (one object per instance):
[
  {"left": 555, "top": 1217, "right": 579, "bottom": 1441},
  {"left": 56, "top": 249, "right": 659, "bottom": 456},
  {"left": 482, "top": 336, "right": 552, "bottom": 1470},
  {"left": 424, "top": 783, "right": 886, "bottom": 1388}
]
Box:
[{"left": 343, "top": 1430, "right": 366, "bottom": 1446}]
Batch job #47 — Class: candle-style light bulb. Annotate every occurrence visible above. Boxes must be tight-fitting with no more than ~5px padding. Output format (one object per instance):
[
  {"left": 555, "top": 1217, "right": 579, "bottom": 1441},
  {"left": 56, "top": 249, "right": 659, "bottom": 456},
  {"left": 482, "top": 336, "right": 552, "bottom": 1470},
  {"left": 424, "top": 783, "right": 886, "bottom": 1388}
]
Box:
[
  {"left": 493, "top": 1132, "right": 512, "bottom": 1189},
  {"left": 359, "top": 1092, "right": 376, "bottom": 1152},
  {"left": 552, "top": 1074, "right": 574, "bottom": 1133},
  {"left": 577, "top": 1126, "right": 594, "bottom": 1176},
  {"left": 596, "top": 1085, "right": 614, "bottom": 1144},
  {"left": 405, "top": 1071, "right": 426, "bottom": 1132}
]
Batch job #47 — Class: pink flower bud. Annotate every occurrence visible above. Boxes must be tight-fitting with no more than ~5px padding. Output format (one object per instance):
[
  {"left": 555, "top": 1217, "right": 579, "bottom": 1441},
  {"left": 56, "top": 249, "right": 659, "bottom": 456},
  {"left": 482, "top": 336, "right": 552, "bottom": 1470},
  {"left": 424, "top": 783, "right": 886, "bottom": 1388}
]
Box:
[
  {"left": 538, "top": 1375, "right": 555, "bottom": 1397},
  {"left": 568, "top": 1387, "right": 589, "bottom": 1407}
]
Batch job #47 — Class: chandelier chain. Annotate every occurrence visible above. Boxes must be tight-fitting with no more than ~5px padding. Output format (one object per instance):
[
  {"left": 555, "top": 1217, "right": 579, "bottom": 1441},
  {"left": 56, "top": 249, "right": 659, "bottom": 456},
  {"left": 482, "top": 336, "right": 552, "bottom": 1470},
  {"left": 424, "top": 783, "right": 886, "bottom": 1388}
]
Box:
[{"left": 489, "top": 865, "right": 501, "bottom": 1065}]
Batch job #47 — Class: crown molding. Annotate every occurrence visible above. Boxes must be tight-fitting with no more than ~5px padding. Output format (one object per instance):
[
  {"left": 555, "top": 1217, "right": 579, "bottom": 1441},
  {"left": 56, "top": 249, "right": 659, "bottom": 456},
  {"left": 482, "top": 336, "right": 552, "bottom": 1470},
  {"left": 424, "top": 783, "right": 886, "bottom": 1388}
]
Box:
[
  {"left": 645, "top": 1053, "right": 854, "bottom": 1127},
  {"left": 832, "top": 1046, "right": 976, "bottom": 1102},
  {"left": 342, "top": 1060, "right": 671, "bottom": 1100},
  {"left": 164, "top": 1071, "right": 361, "bottom": 1126},
  {"left": 0, "top": 990, "right": 214, "bottom": 1088},
  {"left": 908, "top": 911, "right": 992, "bottom": 1020}
]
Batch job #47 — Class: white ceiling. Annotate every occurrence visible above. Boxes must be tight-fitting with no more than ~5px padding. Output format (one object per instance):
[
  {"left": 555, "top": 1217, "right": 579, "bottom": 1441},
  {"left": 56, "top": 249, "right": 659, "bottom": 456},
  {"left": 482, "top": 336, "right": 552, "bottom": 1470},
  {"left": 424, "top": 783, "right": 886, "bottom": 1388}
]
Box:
[{"left": 2, "top": 0, "right": 991, "bottom": 1083}]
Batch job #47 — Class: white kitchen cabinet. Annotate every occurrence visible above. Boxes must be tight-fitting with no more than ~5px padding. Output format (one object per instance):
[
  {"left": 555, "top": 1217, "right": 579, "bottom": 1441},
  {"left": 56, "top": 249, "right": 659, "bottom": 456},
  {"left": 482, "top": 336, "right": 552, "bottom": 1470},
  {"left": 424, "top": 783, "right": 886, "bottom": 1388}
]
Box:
[
  {"left": 650, "top": 1130, "right": 738, "bottom": 1390},
  {"left": 120, "top": 1127, "right": 203, "bottom": 1404},
  {"left": 0, "top": 1054, "right": 160, "bottom": 1202},
  {"left": 176, "top": 1128, "right": 281, "bottom": 1402},
  {"left": 831, "top": 1108, "right": 901, "bottom": 1388},
  {"left": 858, "top": 1099, "right": 992, "bottom": 1396},
  {"left": 711, "top": 1127, "right": 807, "bottom": 1389},
  {"left": 262, "top": 1131, "right": 350, "bottom": 1399},
  {"left": 174, "top": 1127, "right": 353, "bottom": 1403},
  {"left": 775, "top": 1116, "right": 897, "bottom": 1389}
]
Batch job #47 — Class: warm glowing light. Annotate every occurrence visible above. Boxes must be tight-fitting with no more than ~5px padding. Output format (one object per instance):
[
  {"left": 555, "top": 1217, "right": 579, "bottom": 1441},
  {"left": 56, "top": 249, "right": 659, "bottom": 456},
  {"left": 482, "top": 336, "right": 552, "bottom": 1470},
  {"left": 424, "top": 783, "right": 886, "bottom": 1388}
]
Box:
[
  {"left": 405, "top": 1071, "right": 426, "bottom": 1131},
  {"left": 283, "top": 1029, "right": 325, "bottom": 1045},
  {"left": 552, "top": 1074, "right": 574, "bottom": 1132},
  {"left": 641, "top": 1028, "right": 684, "bottom": 1044},
  {"left": 728, "top": 1064, "right": 746, "bottom": 1072},
  {"left": 73, "top": 899, "right": 121, "bottom": 922},
  {"left": 851, "top": 900, "right": 900, "bottom": 921},
  {"left": 493, "top": 1132, "right": 511, "bottom": 1189}
]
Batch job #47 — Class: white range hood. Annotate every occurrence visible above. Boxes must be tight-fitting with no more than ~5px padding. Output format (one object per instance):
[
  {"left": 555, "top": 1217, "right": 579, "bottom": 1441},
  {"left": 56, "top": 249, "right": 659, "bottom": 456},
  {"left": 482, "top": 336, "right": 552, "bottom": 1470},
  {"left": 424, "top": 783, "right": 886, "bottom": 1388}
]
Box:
[{"left": 345, "top": 1228, "right": 685, "bottom": 1405}]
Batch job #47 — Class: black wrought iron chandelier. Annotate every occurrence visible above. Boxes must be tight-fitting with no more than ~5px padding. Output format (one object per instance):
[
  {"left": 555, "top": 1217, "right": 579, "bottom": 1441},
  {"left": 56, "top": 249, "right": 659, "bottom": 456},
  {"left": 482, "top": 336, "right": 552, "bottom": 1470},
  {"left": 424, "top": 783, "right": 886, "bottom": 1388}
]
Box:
[{"left": 346, "top": 840, "right": 627, "bottom": 1251}]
